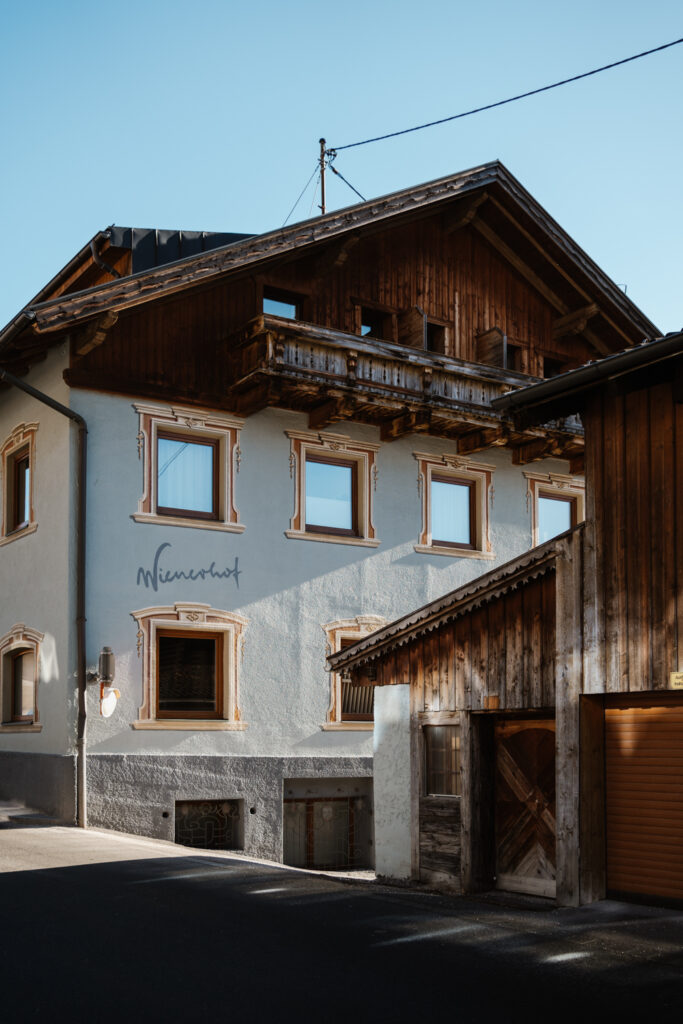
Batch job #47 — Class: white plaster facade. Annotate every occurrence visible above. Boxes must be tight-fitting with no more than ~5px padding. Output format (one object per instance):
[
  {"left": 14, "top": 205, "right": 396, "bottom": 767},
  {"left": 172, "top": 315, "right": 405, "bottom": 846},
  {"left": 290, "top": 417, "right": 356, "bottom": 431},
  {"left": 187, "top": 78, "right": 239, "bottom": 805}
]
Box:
[{"left": 0, "top": 362, "right": 573, "bottom": 859}]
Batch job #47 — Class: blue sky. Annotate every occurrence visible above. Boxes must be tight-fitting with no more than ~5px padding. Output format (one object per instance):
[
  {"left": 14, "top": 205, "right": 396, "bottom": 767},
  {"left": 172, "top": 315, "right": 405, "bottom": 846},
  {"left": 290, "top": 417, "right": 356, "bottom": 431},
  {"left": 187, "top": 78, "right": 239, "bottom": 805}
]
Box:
[{"left": 1, "top": 1, "right": 681, "bottom": 332}]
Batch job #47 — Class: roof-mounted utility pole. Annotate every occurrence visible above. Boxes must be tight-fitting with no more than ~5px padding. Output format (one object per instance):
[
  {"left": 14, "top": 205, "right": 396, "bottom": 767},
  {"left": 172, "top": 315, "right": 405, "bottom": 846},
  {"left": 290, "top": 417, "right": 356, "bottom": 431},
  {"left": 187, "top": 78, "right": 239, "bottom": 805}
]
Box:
[{"left": 319, "top": 138, "right": 326, "bottom": 215}]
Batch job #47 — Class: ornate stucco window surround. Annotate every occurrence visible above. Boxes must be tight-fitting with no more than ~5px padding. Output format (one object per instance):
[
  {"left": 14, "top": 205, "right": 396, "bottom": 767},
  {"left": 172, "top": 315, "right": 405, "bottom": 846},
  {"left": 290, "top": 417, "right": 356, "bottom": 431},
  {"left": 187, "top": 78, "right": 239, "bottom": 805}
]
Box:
[
  {"left": 0, "top": 422, "right": 38, "bottom": 545},
  {"left": 132, "top": 402, "right": 245, "bottom": 532},
  {"left": 0, "top": 623, "right": 44, "bottom": 732},
  {"left": 131, "top": 603, "right": 248, "bottom": 731},
  {"left": 524, "top": 470, "right": 585, "bottom": 546},
  {"left": 413, "top": 451, "right": 495, "bottom": 559},
  {"left": 322, "top": 615, "right": 387, "bottom": 730},
  {"left": 285, "top": 430, "right": 381, "bottom": 547}
]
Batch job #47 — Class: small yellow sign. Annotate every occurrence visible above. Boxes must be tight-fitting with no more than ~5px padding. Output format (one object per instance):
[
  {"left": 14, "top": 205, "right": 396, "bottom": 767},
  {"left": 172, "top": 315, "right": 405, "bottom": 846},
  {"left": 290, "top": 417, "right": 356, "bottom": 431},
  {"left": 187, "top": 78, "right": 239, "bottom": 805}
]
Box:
[{"left": 669, "top": 672, "right": 683, "bottom": 690}]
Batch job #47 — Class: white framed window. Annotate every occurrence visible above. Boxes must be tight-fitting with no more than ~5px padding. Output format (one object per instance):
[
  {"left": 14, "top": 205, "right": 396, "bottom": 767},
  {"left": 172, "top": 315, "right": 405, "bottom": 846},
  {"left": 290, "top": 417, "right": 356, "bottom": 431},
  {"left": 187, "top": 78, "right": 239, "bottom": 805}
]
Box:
[
  {"left": 0, "top": 623, "right": 43, "bottom": 732},
  {"left": 413, "top": 451, "right": 494, "bottom": 559},
  {"left": 285, "top": 430, "right": 380, "bottom": 547},
  {"left": 322, "top": 616, "right": 387, "bottom": 730},
  {"left": 1, "top": 422, "right": 38, "bottom": 545},
  {"left": 132, "top": 403, "right": 245, "bottom": 532},
  {"left": 524, "top": 471, "right": 585, "bottom": 546},
  {"left": 131, "top": 602, "right": 248, "bottom": 730}
]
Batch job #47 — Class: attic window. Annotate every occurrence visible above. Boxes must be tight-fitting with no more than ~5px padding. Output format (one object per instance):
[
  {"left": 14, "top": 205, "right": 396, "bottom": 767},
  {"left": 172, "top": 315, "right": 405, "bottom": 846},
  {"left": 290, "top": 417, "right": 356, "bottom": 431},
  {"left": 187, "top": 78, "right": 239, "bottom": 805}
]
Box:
[
  {"left": 263, "top": 287, "right": 303, "bottom": 320},
  {"left": 360, "top": 306, "right": 393, "bottom": 341},
  {"left": 426, "top": 322, "right": 446, "bottom": 355},
  {"left": 505, "top": 343, "right": 522, "bottom": 372}
]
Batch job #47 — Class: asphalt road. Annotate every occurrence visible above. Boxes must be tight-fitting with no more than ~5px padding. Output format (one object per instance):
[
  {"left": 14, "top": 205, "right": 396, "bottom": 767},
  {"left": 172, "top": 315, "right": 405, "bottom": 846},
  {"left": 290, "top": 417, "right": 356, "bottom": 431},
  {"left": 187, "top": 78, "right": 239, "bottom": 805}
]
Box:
[{"left": 1, "top": 820, "right": 682, "bottom": 1023}]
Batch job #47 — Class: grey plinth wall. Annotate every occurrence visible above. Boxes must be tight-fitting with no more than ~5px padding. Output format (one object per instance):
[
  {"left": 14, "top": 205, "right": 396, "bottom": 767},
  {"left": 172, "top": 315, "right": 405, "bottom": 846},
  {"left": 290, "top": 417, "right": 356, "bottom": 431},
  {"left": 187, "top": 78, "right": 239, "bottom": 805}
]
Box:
[
  {"left": 0, "top": 752, "right": 76, "bottom": 822},
  {"left": 87, "top": 754, "right": 372, "bottom": 861}
]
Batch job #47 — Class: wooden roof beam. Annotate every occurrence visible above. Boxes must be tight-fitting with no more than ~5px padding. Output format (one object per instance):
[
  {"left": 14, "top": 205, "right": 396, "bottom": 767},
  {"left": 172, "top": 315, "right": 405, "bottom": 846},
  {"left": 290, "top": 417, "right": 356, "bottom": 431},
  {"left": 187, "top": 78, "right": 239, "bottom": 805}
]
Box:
[
  {"left": 511, "top": 436, "right": 571, "bottom": 465},
  {"left": 441, "top": 192, "right": 488, "bottom": 234},
  {"left": 457, "top": 426, "right": 508, "bottom": 455},
  {"left": 308, "top": 394, "right": 357, "bottom": 430},
  {"left": 380, "top": 408, "right": 431, "bottom": 442},
  {"left": 552, "top": 303, "right": 599, "bottom": 341},
  {"left": 313, "top": 233, "right": 361, "bottom": 275},
  {"left": 74, "top": 310, "right": 119, "bottom": 356},
  {"left": 473, "top": 219, "right": 569, "bottom": 316}
]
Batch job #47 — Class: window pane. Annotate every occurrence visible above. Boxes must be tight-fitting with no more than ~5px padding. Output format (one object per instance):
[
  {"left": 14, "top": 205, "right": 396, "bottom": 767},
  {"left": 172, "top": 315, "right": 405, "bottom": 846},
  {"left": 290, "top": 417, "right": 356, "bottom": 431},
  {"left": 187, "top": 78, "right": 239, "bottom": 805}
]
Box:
[
  {"left": 13, "top": 454, "right": 29, "bottom": 529},
  {"left": 305, "top": 460, "right": 353, "bottom": 530},
  {"left": 431, "top": 479, "right": 471, "bottom": 545},
  {"left": 12, "top": 651, "right": 34, "bottom": 719},
  {"left": 157, "top": 437, "right": 214, "bottom": 514},
  {"left": 158, "top": 635, "right": 217, "bottom": 713},
  {"left": 425, "top": 725, "right": 460, "bottom": 795},
  {"left": 538, "top": 495, "right": 573, "bottom": 543},
  {"left": 263, "top": 296, "right": 298, "bottom": 318}
]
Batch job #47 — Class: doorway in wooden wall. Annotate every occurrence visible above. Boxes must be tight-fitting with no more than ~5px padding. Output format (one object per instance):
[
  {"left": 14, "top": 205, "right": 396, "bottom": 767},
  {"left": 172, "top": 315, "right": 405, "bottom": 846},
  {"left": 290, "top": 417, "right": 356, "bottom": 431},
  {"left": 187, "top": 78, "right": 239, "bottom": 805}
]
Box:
[{"left": 494, "top": 718, "right": 556, "bottom": 897}]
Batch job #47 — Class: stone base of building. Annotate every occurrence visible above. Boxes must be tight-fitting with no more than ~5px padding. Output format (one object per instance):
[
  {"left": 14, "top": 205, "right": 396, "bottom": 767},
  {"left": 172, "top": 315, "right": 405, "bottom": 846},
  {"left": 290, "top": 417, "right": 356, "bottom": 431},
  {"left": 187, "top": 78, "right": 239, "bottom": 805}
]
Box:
[
  {"left": 86, "top": 754, "right": 373, "bottom": 866},
  {"left": 0, "top": 751, "right": 76, "bottom": 822}
]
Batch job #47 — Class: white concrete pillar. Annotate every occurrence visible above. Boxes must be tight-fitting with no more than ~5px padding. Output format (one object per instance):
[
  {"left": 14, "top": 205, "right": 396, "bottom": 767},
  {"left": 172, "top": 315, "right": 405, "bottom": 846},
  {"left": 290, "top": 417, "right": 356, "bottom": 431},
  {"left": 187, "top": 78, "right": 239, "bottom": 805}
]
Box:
[{"left": 373, "top": 684, "right": 414, "bottom": 880}]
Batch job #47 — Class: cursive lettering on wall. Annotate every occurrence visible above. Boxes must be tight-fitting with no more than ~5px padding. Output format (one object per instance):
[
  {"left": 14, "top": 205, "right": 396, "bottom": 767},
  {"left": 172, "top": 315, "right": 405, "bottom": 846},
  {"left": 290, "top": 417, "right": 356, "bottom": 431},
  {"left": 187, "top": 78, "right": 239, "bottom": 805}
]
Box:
[{"left": 136, "top": 542, "right": 241, "bottom": 592}]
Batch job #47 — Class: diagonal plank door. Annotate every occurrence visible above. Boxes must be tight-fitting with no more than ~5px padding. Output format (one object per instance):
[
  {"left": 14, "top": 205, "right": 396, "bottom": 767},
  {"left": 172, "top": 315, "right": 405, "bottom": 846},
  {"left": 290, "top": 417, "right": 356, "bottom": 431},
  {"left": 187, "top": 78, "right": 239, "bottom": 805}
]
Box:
[{"left": 494, "top": 719, "right": 556, "bottom": 897}]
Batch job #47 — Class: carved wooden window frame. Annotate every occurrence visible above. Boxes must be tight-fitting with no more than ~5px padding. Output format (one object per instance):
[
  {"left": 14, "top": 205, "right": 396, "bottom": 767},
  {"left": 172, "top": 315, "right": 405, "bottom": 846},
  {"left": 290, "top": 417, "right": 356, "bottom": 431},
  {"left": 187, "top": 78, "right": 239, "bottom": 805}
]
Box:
[
  {"left": 322, "top": 616, "right": 387, "bottom": 731},
  {"left": 285, "top": 430, "right": 381, "bottom": 548},
  {"left": 413, "top": 451, "right": 495, "bottom": 559},
  {"left": 0, "top": 423, "right": 38, "bottom": 545},
  {"left": 132, "top": 403, "right": 245, "bottom": 533},
  {"left": 524, "top": 471, "right": 585, "bottom": 547},
  {"left": 131, "top": 603, "right": 248, "bottom": 731},
  {"left": 0, "top": 623, "right": 44, "bottom": 732}
]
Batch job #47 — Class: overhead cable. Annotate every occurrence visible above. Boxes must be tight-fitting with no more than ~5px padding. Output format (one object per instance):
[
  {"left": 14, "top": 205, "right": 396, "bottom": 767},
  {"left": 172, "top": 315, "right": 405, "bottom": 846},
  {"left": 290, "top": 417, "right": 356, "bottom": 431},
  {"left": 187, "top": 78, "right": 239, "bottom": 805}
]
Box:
[{"left": 328, "top": 37, "right": 683, "bottom": 153}]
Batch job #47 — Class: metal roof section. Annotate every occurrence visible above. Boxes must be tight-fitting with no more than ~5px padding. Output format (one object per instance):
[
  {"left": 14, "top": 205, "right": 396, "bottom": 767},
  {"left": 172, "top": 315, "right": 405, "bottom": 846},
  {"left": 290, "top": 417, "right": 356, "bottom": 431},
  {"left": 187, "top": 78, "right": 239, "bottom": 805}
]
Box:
[
  {"left": 493, "top": 330, "right": 683, "bottom": 424},
  {"left": 1, "top": 161, "right": 659, "bottom": 344},
  {"left": 108, "top": 227, "right": 253, "bottom": 274},
  {"left": 327, "top": 528, "right": 578, "bottom": 673}
]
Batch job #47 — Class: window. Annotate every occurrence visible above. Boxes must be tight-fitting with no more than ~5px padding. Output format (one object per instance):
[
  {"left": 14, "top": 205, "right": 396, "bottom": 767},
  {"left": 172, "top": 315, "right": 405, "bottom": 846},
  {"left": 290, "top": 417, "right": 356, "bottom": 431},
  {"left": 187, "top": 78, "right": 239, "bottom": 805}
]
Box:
[
  {"left": 424, "top": 725, "right": 461, "bottom": 796},
  {"left": 322, "top": 616, "right": 387, "bottom": 730},
  {"left": 263, "top": 287, "right": 304, "bottom": 320},
  {"left": 133, "top": 403, "right": 244, "bottom": 532},
  {"left": 426, "top": 322, "right": 447, "bottom": 354},
  {"left": 524, "top": 471, "right": 585, "bottom": 546},
  {"left": 358, "top": 305, "right": 395, "bottom": 342},
  {"left": 1, "top": 422, "right": 38, "bottom": 544},
  {"left": 286, "top": 430, "right": 380, "bottom": 547},
  {"left": 0, "top": 624, "right": 43, "bottom": 732},
  {"left": 414, "top": 452, "right": 494, "bottom": 559},
  {"left": 131, "top": 603, "right": 248, "bottom": 730}
]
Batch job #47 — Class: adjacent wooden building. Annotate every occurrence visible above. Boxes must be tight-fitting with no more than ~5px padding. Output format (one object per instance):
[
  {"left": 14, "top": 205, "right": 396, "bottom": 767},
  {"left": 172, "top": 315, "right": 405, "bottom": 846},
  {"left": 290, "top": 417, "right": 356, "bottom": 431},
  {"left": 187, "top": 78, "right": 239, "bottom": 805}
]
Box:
[{"left": 330, "top": 331, "right": 683, "bottom": 905}]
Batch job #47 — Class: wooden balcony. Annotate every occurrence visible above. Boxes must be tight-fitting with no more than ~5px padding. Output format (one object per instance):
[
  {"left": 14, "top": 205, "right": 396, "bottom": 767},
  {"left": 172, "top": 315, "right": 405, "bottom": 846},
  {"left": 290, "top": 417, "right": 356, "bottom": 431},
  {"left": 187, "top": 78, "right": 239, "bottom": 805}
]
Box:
[{"left": 225, "top": 315, "right": 584, "bottom": 464}]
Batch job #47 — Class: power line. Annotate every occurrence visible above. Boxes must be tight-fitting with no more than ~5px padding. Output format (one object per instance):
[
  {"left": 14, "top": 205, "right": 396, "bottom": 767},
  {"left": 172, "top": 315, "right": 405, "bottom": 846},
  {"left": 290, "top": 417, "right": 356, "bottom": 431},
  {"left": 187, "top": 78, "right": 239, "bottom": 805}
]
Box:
[
  {"left": 329, "top": 162, "right": 366, "bottom": 202},
  {"left": 283, "top": 163, "right": 320, "bottom": 227},
  {"left": 328, "top": 37, "right": 683, "bottom": 153}
]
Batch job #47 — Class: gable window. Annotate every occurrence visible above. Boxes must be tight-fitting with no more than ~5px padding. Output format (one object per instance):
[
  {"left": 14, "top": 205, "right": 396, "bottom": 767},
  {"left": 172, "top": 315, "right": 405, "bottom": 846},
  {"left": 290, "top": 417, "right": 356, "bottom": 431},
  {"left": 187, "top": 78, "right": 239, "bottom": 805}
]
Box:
[
  {"left": 524, "top": 471, "right": 585, "bottom": 546},
  {"left": 424, "top": 725, "right": 461, "bottom": 796},
  {"left": 157, "top": 432, "right": 219, "bottom": 520},
  {"left": 305, "top": 455, "right": 357, "bottom": 536},
  {"left": 133, "top": 403, "right": 244, "bottom": 533},
  {"left": 414, "top": 452, "right": 494, "bottom": 559},
  {"left": 263, "top": 287, "right": 304, "bottom": 320},
  {"left": 322, "top": 616, "right": 387, "bottom": 730},
  {"left": 1, "top": 423, "right": 38, "bottom": 545},
  {"left": 358, "top": 305, "right": 395, "bottom": 342},
  {"left": 286, "top": 430, "right": 380, "bottom": 547},
  {"left": 131, "top": 603, "right": 248, "bottom": 730},
  {"left": 426, "top": 322, "right": 447, "bottom": 355},
  {"left": 0, "top": 624, "right": 43, "bottom": 732}
]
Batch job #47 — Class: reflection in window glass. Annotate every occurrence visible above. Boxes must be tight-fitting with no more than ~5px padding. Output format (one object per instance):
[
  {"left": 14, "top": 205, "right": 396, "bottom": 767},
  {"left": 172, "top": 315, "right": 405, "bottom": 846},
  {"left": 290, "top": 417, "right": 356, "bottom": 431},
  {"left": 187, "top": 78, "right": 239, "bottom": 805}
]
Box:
[
  {"left": 424, "top": 725, "right": 460, "bottom": 795},
  {"left": 305, "top": 459, "right": 353, "bottom": 531},
  {"left": 538, "top": 494, "right": 574, "bottom": 543},
  {"left": 431, "top": 478, "right": 472, "bottom": 546},
  {"left": 157, "top": 436, "right": 215, "bottom": 515}
]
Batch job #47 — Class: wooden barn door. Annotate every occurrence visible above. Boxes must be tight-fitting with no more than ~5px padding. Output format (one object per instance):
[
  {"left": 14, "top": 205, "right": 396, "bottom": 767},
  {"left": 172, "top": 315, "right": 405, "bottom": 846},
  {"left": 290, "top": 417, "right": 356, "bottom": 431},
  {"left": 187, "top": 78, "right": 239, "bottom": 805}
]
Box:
[{"left": 494, "top": 719, "right": 556, "bottom": 897}]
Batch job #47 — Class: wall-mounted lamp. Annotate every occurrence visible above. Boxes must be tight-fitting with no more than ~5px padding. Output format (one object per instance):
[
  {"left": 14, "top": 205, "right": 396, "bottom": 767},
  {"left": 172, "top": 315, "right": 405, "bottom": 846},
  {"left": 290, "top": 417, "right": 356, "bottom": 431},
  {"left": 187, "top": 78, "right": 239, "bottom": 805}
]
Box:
[{"left": 88, "top": 646, "right": 120, "bottom": 718}]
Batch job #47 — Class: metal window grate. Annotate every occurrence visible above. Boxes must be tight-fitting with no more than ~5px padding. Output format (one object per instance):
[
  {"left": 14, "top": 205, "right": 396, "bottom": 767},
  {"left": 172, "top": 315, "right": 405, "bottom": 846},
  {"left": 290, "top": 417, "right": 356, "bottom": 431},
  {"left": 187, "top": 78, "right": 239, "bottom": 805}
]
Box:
[{"left": 174, "top": 799, "right": 242, "bottom": 850}]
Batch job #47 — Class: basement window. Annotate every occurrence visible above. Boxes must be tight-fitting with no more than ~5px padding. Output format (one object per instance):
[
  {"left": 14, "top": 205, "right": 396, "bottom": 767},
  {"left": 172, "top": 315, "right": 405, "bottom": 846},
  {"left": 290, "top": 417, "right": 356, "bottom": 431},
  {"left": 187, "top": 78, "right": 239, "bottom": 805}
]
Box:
[{"left": 175, "top": 799, "right": 243, "bottom": 850}]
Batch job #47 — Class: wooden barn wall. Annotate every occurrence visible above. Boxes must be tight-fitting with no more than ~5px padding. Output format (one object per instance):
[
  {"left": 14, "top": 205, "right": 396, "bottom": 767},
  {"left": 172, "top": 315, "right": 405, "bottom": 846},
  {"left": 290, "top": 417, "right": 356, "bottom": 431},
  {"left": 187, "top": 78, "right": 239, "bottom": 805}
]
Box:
[
  {"left": 377, "top": 570, "right": 557, "bottom": 711},
  {"left": 583, "top": 379, "right": 682, "bottom": 693},
  {"left": 69, "top": 218, "right": 582, "bottom": 395}
]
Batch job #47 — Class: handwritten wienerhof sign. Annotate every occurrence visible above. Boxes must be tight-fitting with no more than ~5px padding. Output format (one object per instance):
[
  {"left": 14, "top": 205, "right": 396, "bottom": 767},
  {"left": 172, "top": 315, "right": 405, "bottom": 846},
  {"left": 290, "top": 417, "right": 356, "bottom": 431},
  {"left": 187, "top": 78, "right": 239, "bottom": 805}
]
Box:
[{"left": 136, "top": 543, "right": 241, "bottom": 592}]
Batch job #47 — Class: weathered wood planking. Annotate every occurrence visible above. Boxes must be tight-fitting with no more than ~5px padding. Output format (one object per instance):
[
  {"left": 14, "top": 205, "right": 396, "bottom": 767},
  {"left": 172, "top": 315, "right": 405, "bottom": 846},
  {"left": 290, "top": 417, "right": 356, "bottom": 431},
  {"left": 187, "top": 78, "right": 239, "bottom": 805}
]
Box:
[{"left": 419, "top": 796, "right": 462, "bottom": 879}]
